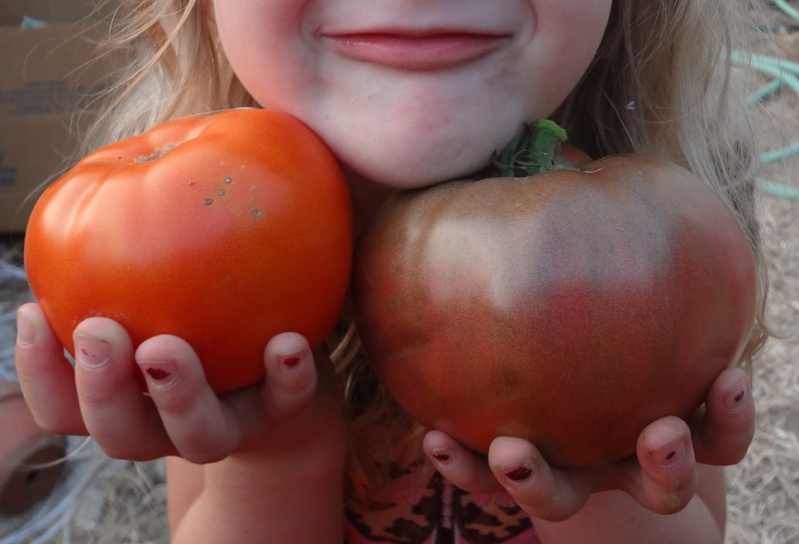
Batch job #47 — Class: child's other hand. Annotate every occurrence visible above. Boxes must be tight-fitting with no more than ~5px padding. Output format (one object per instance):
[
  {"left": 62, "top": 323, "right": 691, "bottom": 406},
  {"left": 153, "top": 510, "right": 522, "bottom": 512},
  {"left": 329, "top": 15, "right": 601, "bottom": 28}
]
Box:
[
  {"left": 423, "top": 366, "right": 754, "bottom": 521},
  {"left": 15, "top": 302, "right": 346, "bottom": 463}
]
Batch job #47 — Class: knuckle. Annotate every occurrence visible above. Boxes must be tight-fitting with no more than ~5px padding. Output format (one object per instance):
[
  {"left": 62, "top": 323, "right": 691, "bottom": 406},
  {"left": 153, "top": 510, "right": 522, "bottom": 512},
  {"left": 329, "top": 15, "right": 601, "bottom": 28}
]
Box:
[
  {"left": 645, "top": 475, "right": 697, "bottom": 514},
  {"left": 518, "top": 498, "right": 576, "bottom": 522},
  {"left": 97, "top": 435, "right": 167, "bottom": 462},
  {"left": 150, "top": 387, "right": 199, "bottom": 417},
  {"left": 35, "top": 415, "right": 69, "bottom": 435},
  {"left": 77, "top": 386, "right": 117, "bottom": 407},
  {"left": 182, "top": 448, "right": 228, "bottom": 465},
  {"left": 165, "top": 413, "right": 240, "bottom": 463},
  {"left": 653, "top": 492, "right": 690, "bottom": 515},
  {"left": 100, "top": 441, "right": 145, "bottom": 461},
  {"left": 178, "top": 431, "right": 234, "bottom": 464},
  {"left": 525, "top": 494, "right": 571, "bottom": 521}
]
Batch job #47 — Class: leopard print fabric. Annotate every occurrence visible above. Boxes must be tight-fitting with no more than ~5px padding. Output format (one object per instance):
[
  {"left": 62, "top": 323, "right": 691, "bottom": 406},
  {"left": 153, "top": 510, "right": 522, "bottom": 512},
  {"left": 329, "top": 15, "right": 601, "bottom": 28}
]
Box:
[{"left": 345, "top": 467, "right": 540, "bottom": 544}]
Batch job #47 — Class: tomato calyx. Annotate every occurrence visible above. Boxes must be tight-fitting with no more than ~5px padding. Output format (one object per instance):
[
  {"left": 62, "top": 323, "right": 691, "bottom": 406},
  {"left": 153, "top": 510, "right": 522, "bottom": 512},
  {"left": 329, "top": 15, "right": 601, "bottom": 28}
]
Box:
[{"left": 491, "top": 119, "right": 569, "bottom": 178}]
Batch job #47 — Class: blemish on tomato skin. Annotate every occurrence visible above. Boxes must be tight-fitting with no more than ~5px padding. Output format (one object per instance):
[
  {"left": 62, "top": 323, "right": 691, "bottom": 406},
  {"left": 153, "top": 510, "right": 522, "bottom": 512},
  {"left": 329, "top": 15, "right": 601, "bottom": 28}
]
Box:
[
  {"left": 205, "top": 198, "right": 214, "bottom": 206},
  {"left": 218, "top": 190, "right": 226, "bottom": 197},
  {"left": 224, "top": 176, "right": 233, "bottom": 184},
  {"left": 135, "top": 142, "right": 180, "bottom": 163},
  {"left": 251, "top": 209, "right": 263, "bottom": 219}
]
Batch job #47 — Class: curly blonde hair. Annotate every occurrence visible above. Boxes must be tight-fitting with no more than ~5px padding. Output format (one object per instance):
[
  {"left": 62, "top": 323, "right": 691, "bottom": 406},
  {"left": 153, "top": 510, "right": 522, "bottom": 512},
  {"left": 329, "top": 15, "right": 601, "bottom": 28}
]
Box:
[{"left": 85, "top": 0, "right": 770, "bottom": 496}]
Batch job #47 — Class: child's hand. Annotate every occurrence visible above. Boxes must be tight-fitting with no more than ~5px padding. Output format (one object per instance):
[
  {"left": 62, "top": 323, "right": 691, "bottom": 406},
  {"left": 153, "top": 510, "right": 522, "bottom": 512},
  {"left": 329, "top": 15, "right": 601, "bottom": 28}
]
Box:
[
  {"left": 423, "top": 366, "right": 754, "bottom": 520},
  {"left": 14, "top": 302, "right": 347, "bottom": 463}
]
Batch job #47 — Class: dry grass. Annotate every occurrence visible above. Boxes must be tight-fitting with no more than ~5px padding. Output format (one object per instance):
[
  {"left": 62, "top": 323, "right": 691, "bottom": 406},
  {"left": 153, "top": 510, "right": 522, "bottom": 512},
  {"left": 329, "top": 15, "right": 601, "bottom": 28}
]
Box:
[
  {"left": 723, "top": 11, "right": 799, "bottom": 540},
  {"left": 725, "top": 18, "right": 799, "bottom": 541},
  {"left": 725, "top": 193, "right": 799, "bottom": 544}
]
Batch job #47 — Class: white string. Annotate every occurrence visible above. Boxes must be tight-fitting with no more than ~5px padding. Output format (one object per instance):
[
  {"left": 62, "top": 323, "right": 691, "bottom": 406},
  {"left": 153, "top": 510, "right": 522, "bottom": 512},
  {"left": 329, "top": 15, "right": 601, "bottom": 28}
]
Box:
[
  {"left": 0, "top": 443, "right": 108, "bottom": 544},
  {"left": 22, "top": 437, "right": 94, "bottom": 471}
]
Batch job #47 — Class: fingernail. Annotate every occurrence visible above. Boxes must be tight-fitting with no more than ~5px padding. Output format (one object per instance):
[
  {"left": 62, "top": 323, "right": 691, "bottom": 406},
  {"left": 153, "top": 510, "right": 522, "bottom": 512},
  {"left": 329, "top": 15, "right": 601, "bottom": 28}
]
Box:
[
  {"left": 504, "top": 462, "right": 535, "bottom": 482},
  {"left": 282, "top": 356, "right": 301, "bottom": 368},
  {"left": 279, "top": 351, "right": 305, "bottom": 370},
  {"left": 651, "top": 437, "right": 687, "bottom": 468},
  {"left": 140, "top": 361, "right": 178, "bottom": 389},
  {"left": 431, "top": 451, "right": 450, "bottom": 463},
  {"left": 725, "top": 376, "right": 749, "bottom": 412},
  {"left": 74, "top": 334, "right": 112, "bottom": 369},
  {"left": 16, "top": 311, "right": 36, "bottom": 346}
]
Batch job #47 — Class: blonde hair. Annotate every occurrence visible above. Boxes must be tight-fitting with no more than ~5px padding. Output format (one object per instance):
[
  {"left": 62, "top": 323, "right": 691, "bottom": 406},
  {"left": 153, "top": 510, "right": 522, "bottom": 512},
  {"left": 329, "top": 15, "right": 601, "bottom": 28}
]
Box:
[
  {"left": 84, "top": 0, "right": 253, "bottom": 148},
  {"left": 553, "top": 0, "right": 770, "bottom": 363},
  {"left": 86, "top": 0, "right": 770, "bottom": 495}
]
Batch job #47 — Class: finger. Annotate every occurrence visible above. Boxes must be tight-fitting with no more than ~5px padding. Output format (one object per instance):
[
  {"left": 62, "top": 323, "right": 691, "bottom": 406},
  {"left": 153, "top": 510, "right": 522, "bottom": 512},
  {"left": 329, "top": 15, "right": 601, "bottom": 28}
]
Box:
[
  {"left": 74, "top": 318, "right": 172, "bottom": 460},
  {"left": 633, "top": 416, "right": 698, "bottom": 514},
  {"left": 423, "top": 430, "right": 504, "bottom": 494},
  {"left": 487, "top": 437, "right": 595, "bottom": 521},
  {"left": 15, "top": 303, "right": 86, "bottom": 435},
  {"left": 222, "top": 333, "right": 330, "bottom": 451},
  {"left": 136, "top": 335, "right": 246, "bottom": 463},
  {"left": 691, "top": 366, "right": 754, "bottom": 465},
  {"left": 260, "top": 333, "right": 319, "bottom": 422}
]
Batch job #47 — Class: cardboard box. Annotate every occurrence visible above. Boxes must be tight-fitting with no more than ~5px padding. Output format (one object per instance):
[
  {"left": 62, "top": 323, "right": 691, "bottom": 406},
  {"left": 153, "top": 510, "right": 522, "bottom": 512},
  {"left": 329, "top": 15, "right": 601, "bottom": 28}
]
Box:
[{"left": 0, "top": 0, "right": 110, "bottom": 232}]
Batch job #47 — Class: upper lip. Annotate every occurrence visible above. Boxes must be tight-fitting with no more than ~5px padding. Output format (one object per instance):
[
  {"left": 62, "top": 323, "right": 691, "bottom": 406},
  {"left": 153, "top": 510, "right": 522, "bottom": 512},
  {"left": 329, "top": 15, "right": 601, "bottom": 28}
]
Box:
[{"left": 319, "top": 26, "right": 511, "bottom": 71}]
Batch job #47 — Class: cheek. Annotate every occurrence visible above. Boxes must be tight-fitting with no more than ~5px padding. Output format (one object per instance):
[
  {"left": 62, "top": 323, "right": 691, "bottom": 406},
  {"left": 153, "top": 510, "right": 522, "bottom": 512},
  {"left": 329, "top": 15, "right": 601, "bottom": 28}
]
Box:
[
  {"left": 527, "top": 0, "right": 612, "bottom": 75},
  {"left": 213, "top": 2, "right": 310, "bottom": 108},
  {"left": 535, "top": 0, "right": 612, "bottom": 36},
  {"left": 518, "top": 0, "right": 610, "bottom": 113}
]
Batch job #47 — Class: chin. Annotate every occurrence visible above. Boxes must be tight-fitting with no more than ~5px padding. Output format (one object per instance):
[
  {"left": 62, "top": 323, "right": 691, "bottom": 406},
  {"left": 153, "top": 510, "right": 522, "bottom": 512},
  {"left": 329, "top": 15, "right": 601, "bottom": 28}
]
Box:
[
  {"left": 333, "top": 130, "right": 512, "bottom": 190},
  {"left": 349, "top": 151, "right": 492, "bottom": 189}
]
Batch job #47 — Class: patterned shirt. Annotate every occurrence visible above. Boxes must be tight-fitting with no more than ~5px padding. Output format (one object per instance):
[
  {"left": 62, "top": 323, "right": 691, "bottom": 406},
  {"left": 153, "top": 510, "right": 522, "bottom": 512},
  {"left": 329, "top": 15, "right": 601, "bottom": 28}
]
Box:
[{"left": 345, "top": 463, "right": 540, "bottom": 544}]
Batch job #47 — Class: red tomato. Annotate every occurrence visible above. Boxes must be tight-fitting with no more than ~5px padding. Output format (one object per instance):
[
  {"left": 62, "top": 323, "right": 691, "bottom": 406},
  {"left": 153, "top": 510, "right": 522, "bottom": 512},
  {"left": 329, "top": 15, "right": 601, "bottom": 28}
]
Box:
[
  {"left": 352, "top": 153, "right": 756, "bottom": 467},
  {"left": 25, "top": 109, "right": 353, "bottom": 393}
]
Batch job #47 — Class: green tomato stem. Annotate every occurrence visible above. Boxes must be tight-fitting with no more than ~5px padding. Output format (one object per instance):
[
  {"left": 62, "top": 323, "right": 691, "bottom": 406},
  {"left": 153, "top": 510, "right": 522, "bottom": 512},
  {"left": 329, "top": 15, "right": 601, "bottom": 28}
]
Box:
[{"left": 492, "top": 119, "right": 568, "bottom": 178}]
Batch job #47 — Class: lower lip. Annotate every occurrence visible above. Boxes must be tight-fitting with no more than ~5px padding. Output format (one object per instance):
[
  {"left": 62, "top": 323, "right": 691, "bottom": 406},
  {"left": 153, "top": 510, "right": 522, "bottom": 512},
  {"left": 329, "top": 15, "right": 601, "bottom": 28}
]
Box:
[{"left": 323, "top": 33, "right": 508, "bottom": 71}]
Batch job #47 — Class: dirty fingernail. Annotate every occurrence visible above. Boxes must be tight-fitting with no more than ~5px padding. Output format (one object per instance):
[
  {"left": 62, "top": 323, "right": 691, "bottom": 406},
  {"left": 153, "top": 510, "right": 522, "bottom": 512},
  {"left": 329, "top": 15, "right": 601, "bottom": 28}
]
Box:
[
  {"left": 504, "top": 463, "right": 535, "bottom": 482},
  {"left": 651, "top": 437, "right": 687, "bottom": 468},
  {"left": 431, "top": 450, "right": 451, "bottom": 463},
  {"left": 140, "top": 360, "right": 178, "bottom": 389},
  {"left": 279, "top": 350, "right": 307, "bottom": 370},
  {"left": 725, "top": 376, "right": 750, "bottom": 412},
  {"left": 75, "top": 334, "right": 112, "bottom": 369}
]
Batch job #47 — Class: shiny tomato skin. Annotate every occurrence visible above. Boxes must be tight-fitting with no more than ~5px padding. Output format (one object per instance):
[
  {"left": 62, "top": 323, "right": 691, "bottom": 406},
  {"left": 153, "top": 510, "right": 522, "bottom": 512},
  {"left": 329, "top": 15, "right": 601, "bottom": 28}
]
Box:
[
  {"left": 352, "top": 154, "right": 757, "bottom": 467},
  {"left": 25, "top": 109, "right": 353, "bottom": 393}
]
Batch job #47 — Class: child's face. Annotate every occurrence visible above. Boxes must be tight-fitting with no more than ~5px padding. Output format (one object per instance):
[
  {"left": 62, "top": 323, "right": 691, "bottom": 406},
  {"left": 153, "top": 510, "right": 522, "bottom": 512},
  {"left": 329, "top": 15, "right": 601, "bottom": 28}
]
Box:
[{"left": 212, "top": 1, "right": 612, "bottom": 188}]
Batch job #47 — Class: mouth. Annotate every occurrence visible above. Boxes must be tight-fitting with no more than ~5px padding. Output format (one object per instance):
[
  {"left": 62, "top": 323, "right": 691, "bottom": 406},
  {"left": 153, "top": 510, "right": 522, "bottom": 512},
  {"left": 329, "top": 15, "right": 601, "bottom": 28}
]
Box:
[{"left": 321, "top": 29, "right": 510, "bottom": 71}]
